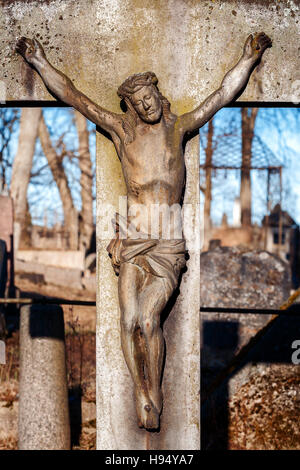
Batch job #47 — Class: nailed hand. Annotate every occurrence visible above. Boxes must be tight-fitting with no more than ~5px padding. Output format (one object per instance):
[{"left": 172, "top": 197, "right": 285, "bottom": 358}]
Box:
[
  {"left": 16, "top": 37, "right": 46, "bottom": 64},
  {"left": 243, "top": 32, "right": 272, "bottom": 61}
]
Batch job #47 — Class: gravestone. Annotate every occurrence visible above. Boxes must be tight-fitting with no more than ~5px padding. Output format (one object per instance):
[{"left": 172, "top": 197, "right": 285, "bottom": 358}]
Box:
[
  {"left": 201, "top": 246, "right": 290, "bottom": 370},
  {"left": 200, "top": 246, "right": 300, "bottom": 450}
]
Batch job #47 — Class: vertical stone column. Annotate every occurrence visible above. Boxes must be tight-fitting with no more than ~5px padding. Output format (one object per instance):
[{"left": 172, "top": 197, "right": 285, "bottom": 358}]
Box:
[
  {"left": 18, "top": 304, "right": 70, "bottom": 450},
  {"left": 150, "top": 136, "right": 200, "bottom": 450},
  {"left": 96, "top": 134, "right": 200, "bottom": 450},
  {"left": 96, "top": 139, "right": 147, "bottom": 449}
]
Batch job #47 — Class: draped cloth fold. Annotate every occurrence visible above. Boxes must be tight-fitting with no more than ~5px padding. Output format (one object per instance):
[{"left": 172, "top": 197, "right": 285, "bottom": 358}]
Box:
[{"left": 106, "top": 214, "right": 187, "bottom": 299}]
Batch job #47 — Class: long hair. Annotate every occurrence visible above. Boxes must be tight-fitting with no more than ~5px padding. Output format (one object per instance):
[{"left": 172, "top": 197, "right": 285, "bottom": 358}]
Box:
[{"left": 117, "top": 72, "right": 177, "bottom": 144}]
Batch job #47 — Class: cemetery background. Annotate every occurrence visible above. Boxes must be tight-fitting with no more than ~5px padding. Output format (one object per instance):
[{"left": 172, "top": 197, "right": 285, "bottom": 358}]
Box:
[
  {"left": 0, "top": 0, "right": 299, "bottom": 451},
  {"left": 1, "top": 107, "right": 299, "bottom": 449},
  {"left": 0, "top": 108, "right": 97, "bottom": 450},
  {"left": 200, "top": 107, "right": 300, "bottom": 449}
]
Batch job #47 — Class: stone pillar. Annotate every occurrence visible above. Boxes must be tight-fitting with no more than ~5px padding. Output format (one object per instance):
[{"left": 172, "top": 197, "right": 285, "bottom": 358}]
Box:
[
  {"left": 96, "top": 123, "right": 200, "bottom": 450},
  {"left": 18, "top": 304, "right": 70, "bottom": 450},
  {"left": 149, "top": 136, "right": 200, "bottom": 450}
]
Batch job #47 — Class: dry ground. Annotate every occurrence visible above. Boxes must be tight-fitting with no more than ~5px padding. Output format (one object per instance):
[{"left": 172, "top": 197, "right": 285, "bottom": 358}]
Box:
[{"left": 0, "top": 276, "right": 96, "bottom": 450}]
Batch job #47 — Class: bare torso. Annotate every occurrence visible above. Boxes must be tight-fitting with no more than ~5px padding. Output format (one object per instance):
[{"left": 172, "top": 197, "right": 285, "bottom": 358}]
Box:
[{"left": 114, "top": 117, "right": 185, "bottom": 238}]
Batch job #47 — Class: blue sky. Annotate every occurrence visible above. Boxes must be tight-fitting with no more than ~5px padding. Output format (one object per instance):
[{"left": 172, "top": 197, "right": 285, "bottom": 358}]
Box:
[
  {"left": 3, "top": 106, "right": 300, "bottom": 227},
  {"left": 5, "top": 107, "right": 96, "bottom": 226},
  {"left": 200, "top": 107, "right": 300, "bottom": 226}
]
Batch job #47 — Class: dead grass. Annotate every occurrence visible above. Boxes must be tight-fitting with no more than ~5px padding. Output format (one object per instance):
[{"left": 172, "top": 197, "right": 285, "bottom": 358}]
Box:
[
  {"left": 228, "top": 372, "right": 300, "bottom": 450},
  {"left": 0, "top": 380, "right": 18, "bottom": 403},
  {"left": 73, "top": 429, "right": 96, "bottom": 451},
  {"left": 0, "top": 435, "right": 18, "bottom": 450}
]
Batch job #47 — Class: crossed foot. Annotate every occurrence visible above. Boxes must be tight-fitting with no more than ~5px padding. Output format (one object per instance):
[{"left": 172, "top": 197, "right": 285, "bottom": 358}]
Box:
[{"left": 135, "top": 388, "right": 163, "bottom": 430}]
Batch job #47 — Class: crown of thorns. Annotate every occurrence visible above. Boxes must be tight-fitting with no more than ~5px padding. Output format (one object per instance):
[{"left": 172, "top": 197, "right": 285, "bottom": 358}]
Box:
[{"left": 117, "top": 72, "right": 158, "bottom": 99}]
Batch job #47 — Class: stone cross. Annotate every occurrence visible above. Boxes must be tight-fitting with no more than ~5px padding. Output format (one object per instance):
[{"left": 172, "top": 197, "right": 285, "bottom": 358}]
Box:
[{"left": 16, "top": 31, "right": 271, "bottom": 433}]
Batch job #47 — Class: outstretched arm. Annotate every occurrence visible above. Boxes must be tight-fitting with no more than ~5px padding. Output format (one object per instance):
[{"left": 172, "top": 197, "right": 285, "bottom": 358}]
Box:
[
  {"left": 179, "top": 32, "right": 272, "bottom": 135},
  {"left": 16, "top": 37, "right": 123, "bottom": 137}
]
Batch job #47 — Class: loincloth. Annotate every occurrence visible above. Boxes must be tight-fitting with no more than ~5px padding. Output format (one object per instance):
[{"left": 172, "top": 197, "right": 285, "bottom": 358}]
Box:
[{"left": 107, "top": 215, "right": 187, "bottom": 298}]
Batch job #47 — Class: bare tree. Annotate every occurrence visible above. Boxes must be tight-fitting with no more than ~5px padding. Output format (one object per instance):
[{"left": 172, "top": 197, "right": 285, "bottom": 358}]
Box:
[
  {"left": 74, "top": 111, "right": 94, "bottom": 253},
  {"left": 201, "top": 108, "right": 299, "bottom": 231},
  {"left": 240, "top": 107, "right": 258, "bottom": 226},
  {"left": 10, "top": 108, "right": 42, "bottom": 249},
  {"left": 203, "top": 119, "right": 214, "bottom": 239},
  {"left": 38, "top": 113, "right": 78, "bottom": 250}
]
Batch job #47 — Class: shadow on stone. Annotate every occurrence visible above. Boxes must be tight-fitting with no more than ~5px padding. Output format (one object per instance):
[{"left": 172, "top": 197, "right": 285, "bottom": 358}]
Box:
[
  {"left": 201, "top": 320, "right": 239, "bottom": 450},
  {"left": 19, "top": 304, "right": 71, "bottom": 449},
  {"left": 29, "top": 304, "right": 65, "bottom": 340},
  {"left": 68, "top": 385, "right": 82, "bottom": 447}
]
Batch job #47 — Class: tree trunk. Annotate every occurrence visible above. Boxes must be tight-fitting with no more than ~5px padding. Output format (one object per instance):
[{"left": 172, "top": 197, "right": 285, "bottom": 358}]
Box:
[
  {"left": 204, "top": 119, "right": 214, "bottom": 241},
  {"left": 240, "top": 108, "right": 258, "bottom": 227},
  {"left": 10, "top": 108, "right": 42, "bottom": 250},
  {"left": 74, "top": 111, "right": 94, "bottom": 254},
  {"left": 38, "top": 114, "right": 78, "bottom": 250}
]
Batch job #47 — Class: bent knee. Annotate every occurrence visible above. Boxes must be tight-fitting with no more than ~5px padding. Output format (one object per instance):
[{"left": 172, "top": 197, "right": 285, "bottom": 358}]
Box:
[
  {"left": 120, "top": 311, "right": 138, "bottom": 334},
  {"left": 141, "top": 318, "right": 160, "bottom": 337}
]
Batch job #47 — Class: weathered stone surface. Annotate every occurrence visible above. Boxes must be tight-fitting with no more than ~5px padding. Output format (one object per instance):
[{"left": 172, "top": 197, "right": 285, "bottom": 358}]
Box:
[
  {"left": 97, "top": 133, "right": 200, "bottom": 449},
  {"left": 219, "top": 310, "right": 300, "bottom": 450},
  {"left": 228, "top": 363, "right": 300, "bottom": 450},
  {"left": 17, "top": 250, "right": 85, "bottom": 270},
  {"left": 94, "top": 1, "right": 201, "bottom": 450},
  {"left": 0, "top": 1, "right": 299, "bottom": 104},
  {"left": 18, "top": 304, "right": 70, "bottom": 450},
  {"left": 201, "top": 246, "right": 290, "bottom": 310}
]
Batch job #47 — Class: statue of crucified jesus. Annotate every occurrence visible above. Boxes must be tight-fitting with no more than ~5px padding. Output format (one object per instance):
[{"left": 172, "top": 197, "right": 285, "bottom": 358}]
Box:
[{"left": 16, "top": 32, "right": 271, "bottom": 430}]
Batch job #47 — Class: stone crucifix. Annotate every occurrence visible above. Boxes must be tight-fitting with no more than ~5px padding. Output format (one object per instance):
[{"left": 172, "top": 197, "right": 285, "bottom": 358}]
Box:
[{"left": 16, "top": 31, "right": 271, "bottom": 430}]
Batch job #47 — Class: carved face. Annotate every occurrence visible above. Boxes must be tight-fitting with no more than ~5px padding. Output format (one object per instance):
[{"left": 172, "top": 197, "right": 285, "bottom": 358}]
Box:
[{"left": 130, "top": 85, "right": 162, "bottom": 123}]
